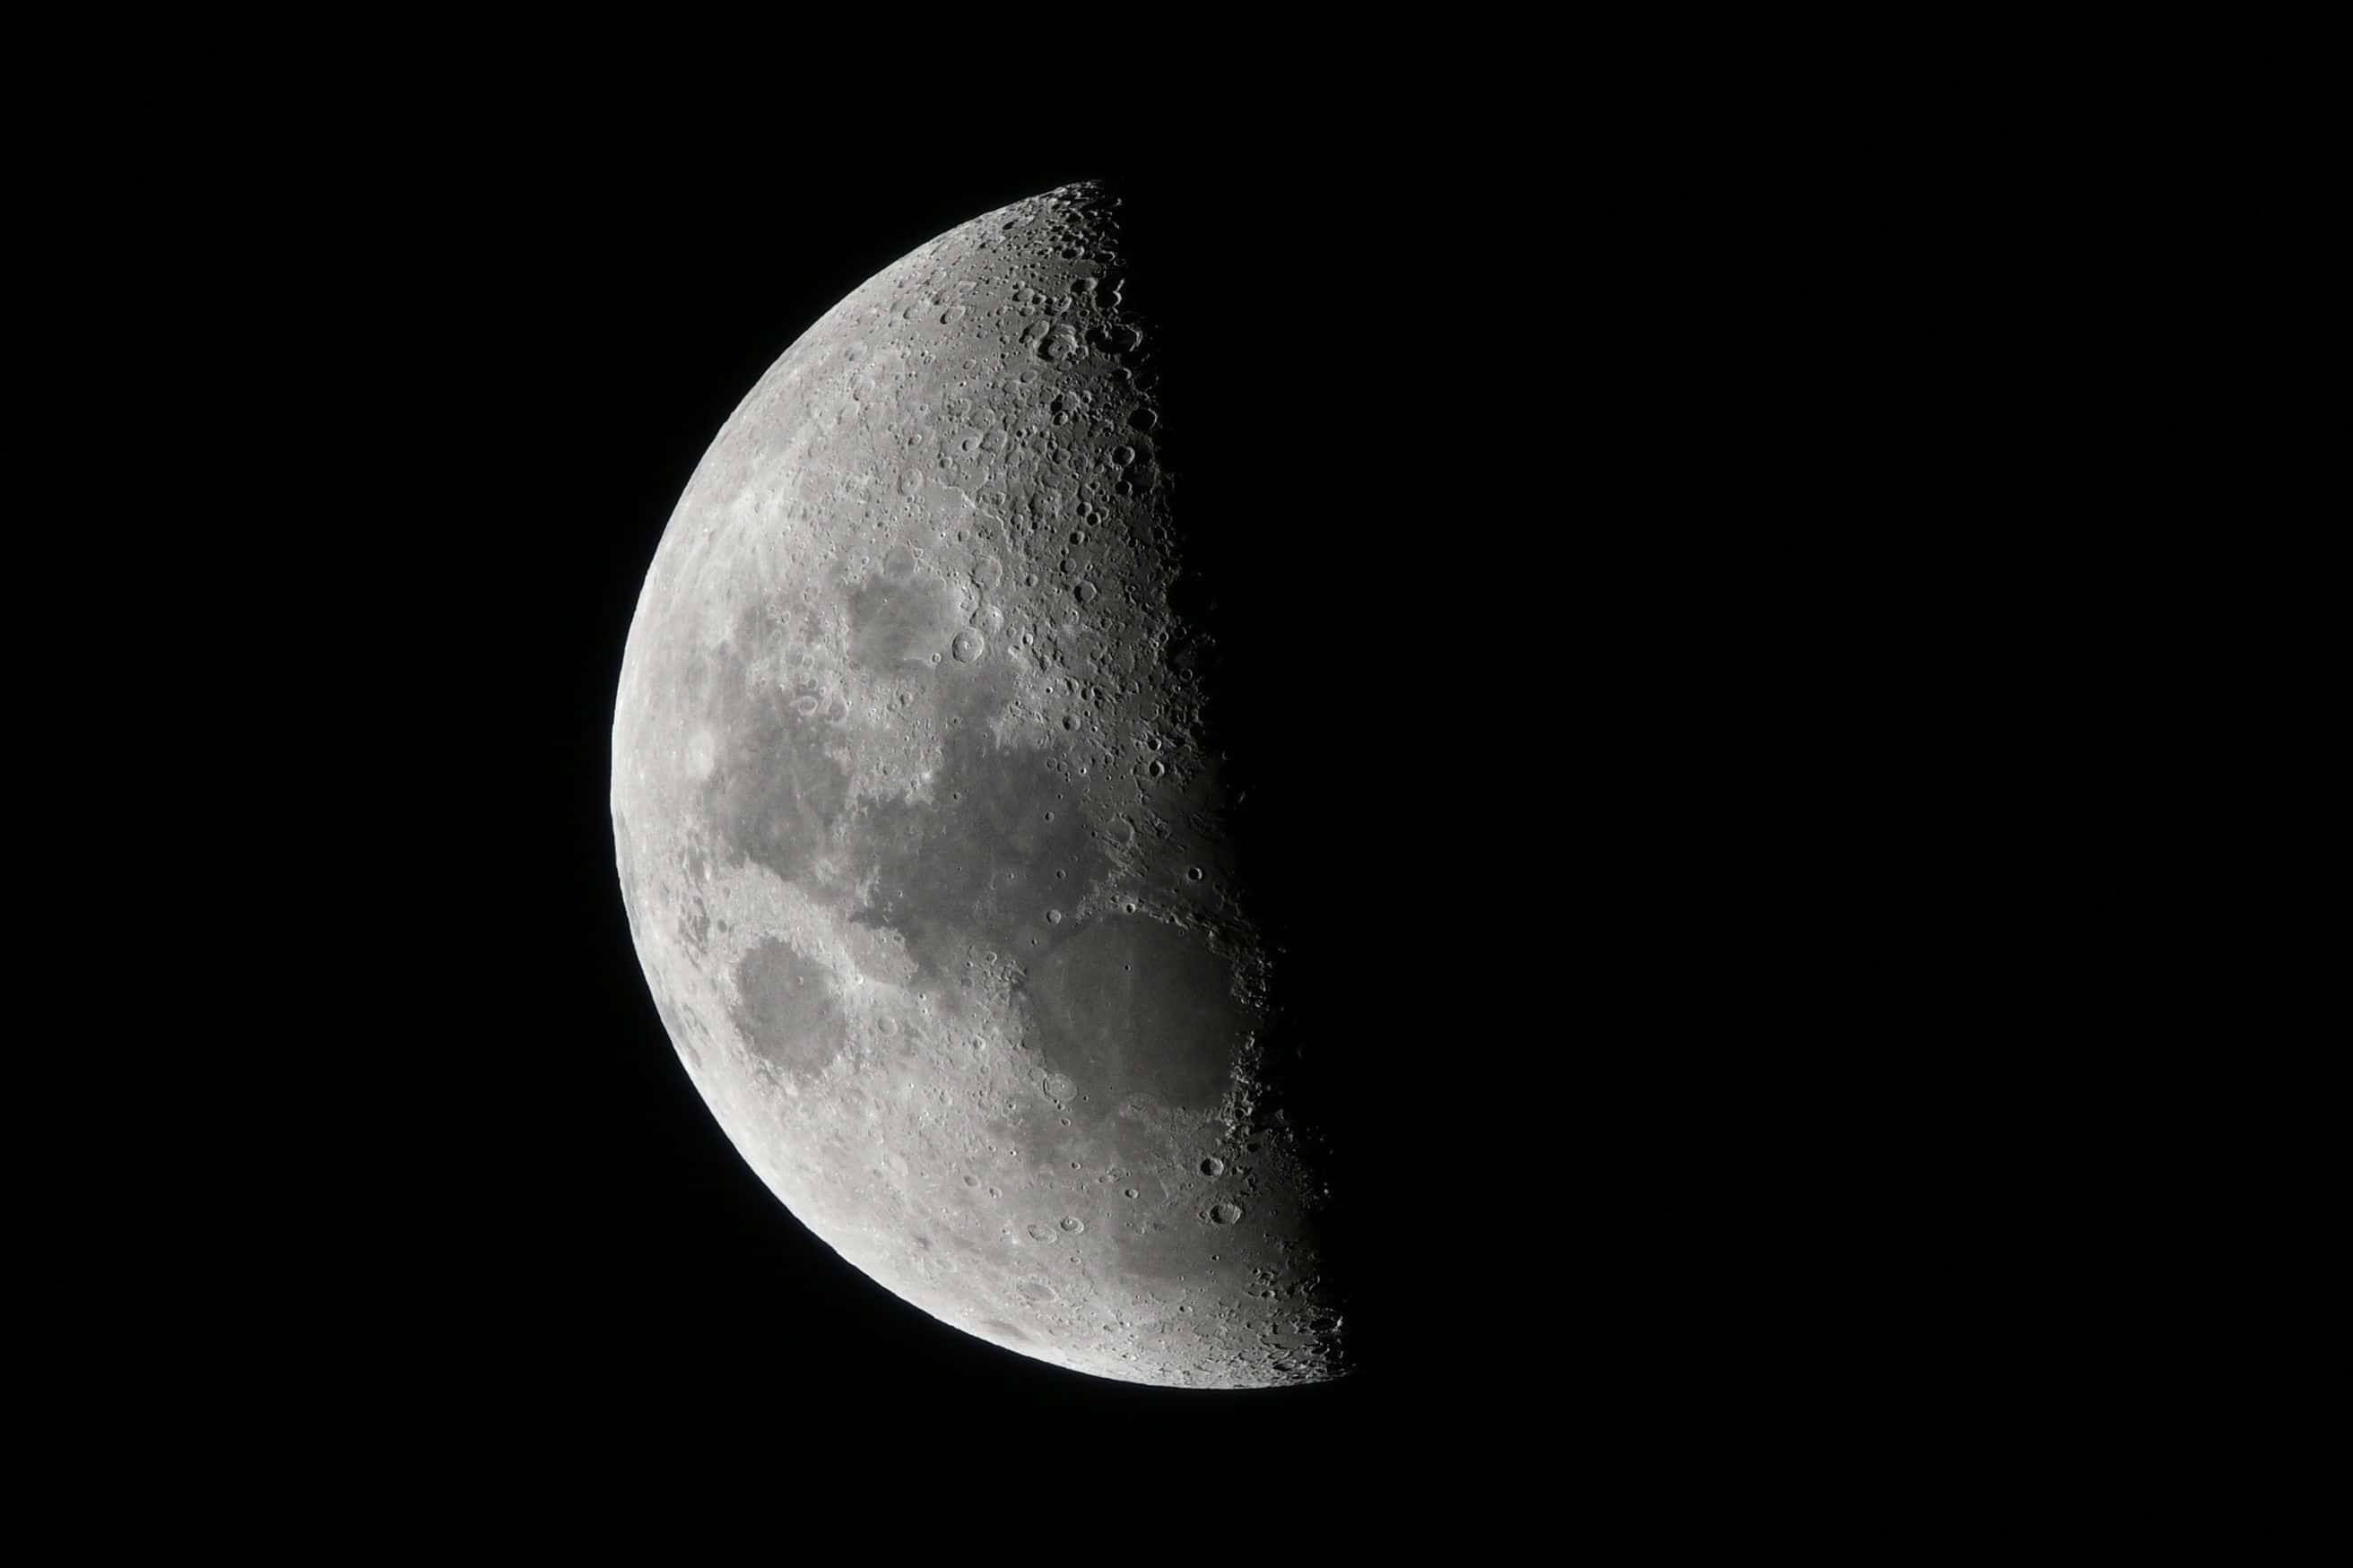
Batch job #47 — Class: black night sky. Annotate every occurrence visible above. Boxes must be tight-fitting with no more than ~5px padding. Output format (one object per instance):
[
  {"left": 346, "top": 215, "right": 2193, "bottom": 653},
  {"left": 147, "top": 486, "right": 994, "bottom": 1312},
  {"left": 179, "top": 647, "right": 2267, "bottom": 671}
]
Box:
[{"left": 60, "top": 48, "right": 2028, "bottom": 1521}]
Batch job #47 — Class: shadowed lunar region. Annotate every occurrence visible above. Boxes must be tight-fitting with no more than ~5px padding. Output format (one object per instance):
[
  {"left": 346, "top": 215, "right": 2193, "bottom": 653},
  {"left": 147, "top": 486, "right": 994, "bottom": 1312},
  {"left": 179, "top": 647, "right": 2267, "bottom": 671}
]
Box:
[{"left": 612, "top": 181, "right": 1350, "bottom": 1387}]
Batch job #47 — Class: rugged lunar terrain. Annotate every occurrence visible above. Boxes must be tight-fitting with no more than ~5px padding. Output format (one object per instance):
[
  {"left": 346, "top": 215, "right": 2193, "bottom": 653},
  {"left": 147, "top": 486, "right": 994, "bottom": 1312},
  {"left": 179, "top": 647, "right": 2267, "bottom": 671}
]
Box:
[{"left": 612, "top": 182, "right": 1347, "bottom": 1388}]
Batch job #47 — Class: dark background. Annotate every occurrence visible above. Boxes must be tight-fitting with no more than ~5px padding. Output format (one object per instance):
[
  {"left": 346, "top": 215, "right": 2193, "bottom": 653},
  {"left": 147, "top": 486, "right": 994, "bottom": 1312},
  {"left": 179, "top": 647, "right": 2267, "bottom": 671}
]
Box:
[
  {"left": 43, "top": 72, "right": 2015, "bottom": 1511},
  {"left": 39, "top": 46, "right": 2132, "bottom": 1518},
  {"left": 154, "top": 119, "right": 1895, "bottom": 1484}
]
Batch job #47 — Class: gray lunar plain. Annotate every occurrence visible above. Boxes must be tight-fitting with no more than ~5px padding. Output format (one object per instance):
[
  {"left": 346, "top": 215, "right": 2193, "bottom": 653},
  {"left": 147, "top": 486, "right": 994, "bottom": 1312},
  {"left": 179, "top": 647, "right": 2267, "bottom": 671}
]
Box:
[{"left": 612, "top": 182, "right": 1349, "bottom": 1387}]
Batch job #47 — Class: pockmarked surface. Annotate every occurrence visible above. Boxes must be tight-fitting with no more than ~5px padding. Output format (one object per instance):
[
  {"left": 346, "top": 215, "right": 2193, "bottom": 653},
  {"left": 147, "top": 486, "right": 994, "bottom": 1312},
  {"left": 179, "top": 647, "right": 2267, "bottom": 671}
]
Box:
[{"left": 612, "top": 183, "right": 1348, "bottom": 1387}]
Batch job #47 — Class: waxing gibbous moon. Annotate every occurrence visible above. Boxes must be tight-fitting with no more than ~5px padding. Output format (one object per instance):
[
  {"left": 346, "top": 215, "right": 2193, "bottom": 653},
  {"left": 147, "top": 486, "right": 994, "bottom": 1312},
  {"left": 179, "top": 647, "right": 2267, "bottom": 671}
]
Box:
[{"left": 611, "top": 181, "right": 1349, "bottom": 1388}]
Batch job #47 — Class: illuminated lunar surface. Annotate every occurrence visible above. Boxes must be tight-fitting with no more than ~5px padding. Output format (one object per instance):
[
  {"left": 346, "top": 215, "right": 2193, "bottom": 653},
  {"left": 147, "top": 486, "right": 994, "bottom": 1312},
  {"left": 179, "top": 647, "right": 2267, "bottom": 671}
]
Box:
[{"left": 612, "top": 182, "right": 1348, "bottom": 1388}]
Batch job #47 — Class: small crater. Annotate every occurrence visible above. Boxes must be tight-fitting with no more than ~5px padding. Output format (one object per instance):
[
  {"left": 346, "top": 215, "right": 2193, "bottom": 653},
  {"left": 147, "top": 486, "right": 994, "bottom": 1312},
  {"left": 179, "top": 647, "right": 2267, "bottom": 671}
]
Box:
[
  {"left": 1199, "top": 1157, "right": 1225, "bottom": 1178},
  {"left": 1209, "top": 1203, "right": 1243, "bottom": 1226}
]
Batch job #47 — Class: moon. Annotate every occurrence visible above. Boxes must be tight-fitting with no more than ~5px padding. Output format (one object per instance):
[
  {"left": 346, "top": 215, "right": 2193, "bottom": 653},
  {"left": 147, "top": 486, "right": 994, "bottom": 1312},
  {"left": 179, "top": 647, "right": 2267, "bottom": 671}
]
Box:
[{"left": 611, "top": 181, "right": 1349, "bottom": 1388}]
